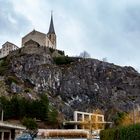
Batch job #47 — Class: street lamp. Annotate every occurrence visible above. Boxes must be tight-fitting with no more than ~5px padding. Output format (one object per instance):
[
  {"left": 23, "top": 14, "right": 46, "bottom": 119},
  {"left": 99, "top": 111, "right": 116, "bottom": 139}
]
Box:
[{"left": 87, "top": 120, "right": 92, "bottom": 140}]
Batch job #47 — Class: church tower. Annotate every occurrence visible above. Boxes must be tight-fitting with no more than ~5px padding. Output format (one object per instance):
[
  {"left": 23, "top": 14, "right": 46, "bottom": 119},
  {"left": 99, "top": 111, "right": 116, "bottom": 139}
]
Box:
[{"left": 47, "top": 13, "right": 56, "bottom": 49}]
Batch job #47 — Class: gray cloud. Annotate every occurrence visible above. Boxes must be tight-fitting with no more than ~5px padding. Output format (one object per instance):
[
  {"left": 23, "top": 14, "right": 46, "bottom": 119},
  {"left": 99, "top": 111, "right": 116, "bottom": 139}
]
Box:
[
  {"left": 1, "top": 0, "right": 140, "bottom": 71},
  {"left": 0, "top": 0, "right": 31, "bottom": 46},
  {"left": 79, "top": 1, "right": 140, "bottom": 68}
]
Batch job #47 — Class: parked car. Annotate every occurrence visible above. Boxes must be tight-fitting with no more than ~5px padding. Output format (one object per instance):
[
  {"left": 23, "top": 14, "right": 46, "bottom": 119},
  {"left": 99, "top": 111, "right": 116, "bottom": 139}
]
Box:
[{"left": 16, "top": 133, "right": 33, "bottom": 140}]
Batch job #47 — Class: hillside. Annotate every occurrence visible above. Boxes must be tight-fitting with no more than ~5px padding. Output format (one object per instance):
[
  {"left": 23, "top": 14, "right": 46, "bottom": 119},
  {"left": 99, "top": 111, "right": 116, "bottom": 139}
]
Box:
[{"left": 0, "top": 45, "right": 140, "bottom": 122}]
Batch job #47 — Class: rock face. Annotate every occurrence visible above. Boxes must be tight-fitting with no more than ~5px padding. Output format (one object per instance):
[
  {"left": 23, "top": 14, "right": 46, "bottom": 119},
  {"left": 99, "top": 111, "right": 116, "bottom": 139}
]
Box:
[{"left": 1, "top": 45, "right": 140, "bottom": 120}]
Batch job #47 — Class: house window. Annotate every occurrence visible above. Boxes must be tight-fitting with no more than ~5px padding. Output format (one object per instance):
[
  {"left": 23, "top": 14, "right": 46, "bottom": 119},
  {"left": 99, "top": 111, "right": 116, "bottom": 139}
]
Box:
[{"left": 98, "top": 116, "right": 103, "bottom": 122}]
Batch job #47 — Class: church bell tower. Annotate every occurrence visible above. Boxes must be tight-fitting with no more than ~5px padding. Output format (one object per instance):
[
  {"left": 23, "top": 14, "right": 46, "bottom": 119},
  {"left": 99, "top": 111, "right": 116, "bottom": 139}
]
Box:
[{"left": 47, "top": 12, "right": 56, "bottom": 49}]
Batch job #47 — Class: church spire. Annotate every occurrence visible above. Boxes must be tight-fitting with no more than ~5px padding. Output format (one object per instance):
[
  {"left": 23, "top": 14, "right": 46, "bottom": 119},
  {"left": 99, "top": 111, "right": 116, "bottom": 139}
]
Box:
[
  {"left": 47, "top": 12, "right": 56, "bottom": 49},
  {"left": 48, "top": 11, "right": 55, "bottom": 34}
]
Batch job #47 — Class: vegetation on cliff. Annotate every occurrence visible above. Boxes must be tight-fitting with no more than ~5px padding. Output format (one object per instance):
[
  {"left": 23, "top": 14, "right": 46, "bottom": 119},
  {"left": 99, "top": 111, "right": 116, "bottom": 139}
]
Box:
[
  {"left": 100, "top": 124, "right": 140, "bottom": 140},
  {"left": 0, "top": 57, "right": 9, "bottom": 75},
  {"left": 0, "top": 45, "right": 140, "bottom": 124},
  {"left": 0, "top": 94, "right": 59, "bottom": 126}
]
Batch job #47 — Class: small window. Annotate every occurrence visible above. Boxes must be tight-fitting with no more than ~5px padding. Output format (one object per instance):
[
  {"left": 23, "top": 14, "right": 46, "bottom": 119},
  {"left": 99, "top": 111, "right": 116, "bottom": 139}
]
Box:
[{"left": 98, "top": 116, "right": 103, "bottom": 122}]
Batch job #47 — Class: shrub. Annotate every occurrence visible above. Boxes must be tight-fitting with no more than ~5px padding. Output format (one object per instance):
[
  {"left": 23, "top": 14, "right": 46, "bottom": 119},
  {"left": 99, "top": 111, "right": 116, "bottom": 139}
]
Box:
[
  {"left": 113, "top": 112, "right": 127, "bottom": 126},
  {"left": 7, "top": 76, "right": 19, "bottom": 84},
  {"left": 24, "top": 88, "right": 31, "bottom": 93},
  {"left": 100, "top": 124, "right": 140, "bottom": 140},
  {"left": 0, "top": 58, "right": 9, "bottom": 75},
  {"left": 49, "top": 48, "right": 55, "bottom": 53},
  {"left": 22, "top": 117, "right": 38, "bottom": 130},
  {"left": 0, "top": 95, "right": 58, "bottom": 125},
  {"left": 57, "top": 50, "right": 65, "bottom": 55},
  {"left": 47, "top": 107, "right": 58, "bottom": 124},
  {"left": 53, "top": 56, "right": 74, "bottom": 65}
]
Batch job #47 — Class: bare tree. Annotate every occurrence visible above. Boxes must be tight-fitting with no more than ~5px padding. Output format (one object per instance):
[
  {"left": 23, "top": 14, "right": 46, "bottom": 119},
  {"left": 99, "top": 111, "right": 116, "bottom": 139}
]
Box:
[
  {"left": 79, "top": 51, "right": 90, "bottom": 58},
  {"left": 102, "top": 57, "right": 108, "bottom": 62}
]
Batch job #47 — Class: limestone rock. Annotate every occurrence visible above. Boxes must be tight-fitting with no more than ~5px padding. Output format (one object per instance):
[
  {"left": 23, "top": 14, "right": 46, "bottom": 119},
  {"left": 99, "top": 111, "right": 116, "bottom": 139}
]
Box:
[{"left": 1, "top": 46, "right": 140, "bottom": 120}]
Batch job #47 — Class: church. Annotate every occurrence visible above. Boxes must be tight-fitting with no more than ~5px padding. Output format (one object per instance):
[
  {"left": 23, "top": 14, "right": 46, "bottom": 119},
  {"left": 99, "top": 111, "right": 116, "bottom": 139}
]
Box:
[
  {"left": 0, "top": 14, "right": 57, "bottom": 59},
  {"left": 22, "top": 14, "right": 56, "bottom": 49}
]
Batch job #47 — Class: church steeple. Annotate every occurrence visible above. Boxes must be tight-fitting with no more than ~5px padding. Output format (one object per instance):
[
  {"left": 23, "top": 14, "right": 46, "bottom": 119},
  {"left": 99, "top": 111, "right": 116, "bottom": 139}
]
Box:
[
  {"left": 48, "top": 12, "right": 55, "bottom": 34},
  {"left": 47, "top": 12, "right": 56, "bottom": 49}
]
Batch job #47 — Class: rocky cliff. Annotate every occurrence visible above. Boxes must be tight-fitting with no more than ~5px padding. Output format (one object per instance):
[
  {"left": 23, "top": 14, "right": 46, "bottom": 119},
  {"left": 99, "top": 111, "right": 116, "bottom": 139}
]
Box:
[{"left": 0, "top": 45, "right": 140, "bottom": 120}]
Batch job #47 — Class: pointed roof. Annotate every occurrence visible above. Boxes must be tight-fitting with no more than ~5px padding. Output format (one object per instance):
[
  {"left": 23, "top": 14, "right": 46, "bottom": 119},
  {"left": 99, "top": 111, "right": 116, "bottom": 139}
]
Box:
[{"left": 48, "top": 12, "right": 55, "bottom": 34}]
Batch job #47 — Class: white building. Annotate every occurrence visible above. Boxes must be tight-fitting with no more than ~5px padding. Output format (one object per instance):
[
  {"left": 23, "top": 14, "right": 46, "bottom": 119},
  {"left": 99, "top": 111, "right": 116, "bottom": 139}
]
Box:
[
  {"left": 0, "top": 121, "right": 25, "bottom": 140},
  {"left": 0, "top": 41, "right": 19, "bottom": 58}
]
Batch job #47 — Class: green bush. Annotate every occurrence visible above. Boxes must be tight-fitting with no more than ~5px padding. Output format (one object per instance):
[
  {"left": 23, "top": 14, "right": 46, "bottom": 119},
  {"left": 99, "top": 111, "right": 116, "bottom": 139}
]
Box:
[
  {"left": 57, "top": 50, "right": 64, "bottom": 55},
  {"left": 7, "top": 76, "right": 19, "bottom": 84},
  {"left": 113, "top": 112, "right": 127, "bottom": 126},
  {"left": 0, "top": 95, "right": 58, "bottom": 124},
  {"left": 100, "top": 124, "right": 140, "bottom": 140},
  {"left": 53, "top": 56, "right": 74, "bottom": 65},
  {"left": 49, "top": 48, "right": 64, "bottom": 56},
  {"left": 47, "top": 106, "right": 58, "bottom": 124},
  {"left": 100, "top": 128, "right": 117, "bottom": 140},
  {"left": 0, "top": 58, "right": 9, "bottom": 75},
  {"left": 49, "top": 48, "right": 55, "bottom": 53},
  {"left": 24, "top": 88, "right": 31, "bottom": 93},
  {"left": 22, "top": 117, "right": 37, "bottom": 130}
]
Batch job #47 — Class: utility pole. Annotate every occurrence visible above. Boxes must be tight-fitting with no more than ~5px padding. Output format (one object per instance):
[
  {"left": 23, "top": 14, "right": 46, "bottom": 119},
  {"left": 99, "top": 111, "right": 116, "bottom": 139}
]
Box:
[
  {"left": 87, "top": 120, "right": 92, "bottom": 140},
  {"left": 1, "top": 109, "right": 3, "bottom": 121},
  {"left": 0, "top": 103, "right": 3, "bottom": 121}
]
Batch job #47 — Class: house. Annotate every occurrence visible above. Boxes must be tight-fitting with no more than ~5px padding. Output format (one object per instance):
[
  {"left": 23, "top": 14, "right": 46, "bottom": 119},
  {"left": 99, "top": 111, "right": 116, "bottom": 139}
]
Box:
[
  {"left": 0, "top": 121, "right": 25, "bottom": 140},
  {"left": 0, "top": 41, "right": 19, "bottom": 58}
]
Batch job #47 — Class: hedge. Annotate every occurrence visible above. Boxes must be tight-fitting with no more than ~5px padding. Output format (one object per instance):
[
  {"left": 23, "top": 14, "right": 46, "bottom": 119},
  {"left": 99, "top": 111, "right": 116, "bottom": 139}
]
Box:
[
  {"left": 53, "top": 56, "right": 74, "bottom": 65},
  {"left": 100, "top": 124, "right": 140, "bottom": 140}
]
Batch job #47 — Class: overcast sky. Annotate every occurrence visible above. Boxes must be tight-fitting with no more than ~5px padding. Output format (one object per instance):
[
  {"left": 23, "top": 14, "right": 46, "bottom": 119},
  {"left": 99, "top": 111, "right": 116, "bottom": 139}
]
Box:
[{"left": 0, "top": 0, "right": 140, "bottom": 71}]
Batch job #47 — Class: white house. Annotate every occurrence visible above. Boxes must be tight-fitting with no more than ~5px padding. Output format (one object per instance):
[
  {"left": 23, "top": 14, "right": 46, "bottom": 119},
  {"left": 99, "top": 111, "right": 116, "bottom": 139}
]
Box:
[{"left": 0, "top": 41, "right": 19, "bottom": 58}]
